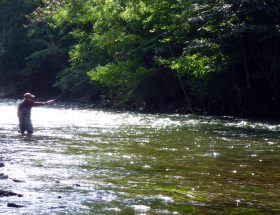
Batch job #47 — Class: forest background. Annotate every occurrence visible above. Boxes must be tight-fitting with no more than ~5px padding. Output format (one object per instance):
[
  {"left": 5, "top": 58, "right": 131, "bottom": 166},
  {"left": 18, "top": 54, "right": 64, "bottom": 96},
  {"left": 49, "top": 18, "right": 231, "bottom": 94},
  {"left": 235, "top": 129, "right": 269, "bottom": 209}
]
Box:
[{"left": 0, "top": 0, "right": 279, "bottom": 116}]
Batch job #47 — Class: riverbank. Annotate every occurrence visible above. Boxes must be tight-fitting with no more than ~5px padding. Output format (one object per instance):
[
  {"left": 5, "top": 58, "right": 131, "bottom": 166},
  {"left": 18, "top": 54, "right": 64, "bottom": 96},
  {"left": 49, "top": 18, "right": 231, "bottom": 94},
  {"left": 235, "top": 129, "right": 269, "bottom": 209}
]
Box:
[
  {"left": 46, "top": 96, "right": 280, "bottom": 119},
  {"left": 2, "top": 92, "right": 280, "bottom": 119}
]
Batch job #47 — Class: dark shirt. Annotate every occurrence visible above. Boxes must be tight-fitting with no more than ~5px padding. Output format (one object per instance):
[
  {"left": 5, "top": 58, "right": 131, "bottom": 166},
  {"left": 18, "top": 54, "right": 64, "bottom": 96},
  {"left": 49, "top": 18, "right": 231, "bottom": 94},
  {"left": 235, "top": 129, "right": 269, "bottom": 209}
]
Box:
[{"left": 17, "top": 100, "right": 46, "bottom": 120}]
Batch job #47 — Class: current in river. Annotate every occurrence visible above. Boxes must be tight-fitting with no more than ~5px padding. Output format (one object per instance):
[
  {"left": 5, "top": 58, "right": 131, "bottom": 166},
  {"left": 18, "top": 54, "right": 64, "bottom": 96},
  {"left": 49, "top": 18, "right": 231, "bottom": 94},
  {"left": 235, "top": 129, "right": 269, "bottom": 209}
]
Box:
[{"left": 0, "top": 99, "right": 280, "bottom": 214}]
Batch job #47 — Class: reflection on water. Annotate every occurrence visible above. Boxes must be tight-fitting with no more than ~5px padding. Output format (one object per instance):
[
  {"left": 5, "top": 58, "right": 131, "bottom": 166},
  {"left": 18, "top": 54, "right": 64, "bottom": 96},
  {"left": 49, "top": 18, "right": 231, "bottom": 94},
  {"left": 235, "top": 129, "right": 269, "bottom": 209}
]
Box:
[{"left": 0, "top": 99, "right": 280, "bottom": 214}]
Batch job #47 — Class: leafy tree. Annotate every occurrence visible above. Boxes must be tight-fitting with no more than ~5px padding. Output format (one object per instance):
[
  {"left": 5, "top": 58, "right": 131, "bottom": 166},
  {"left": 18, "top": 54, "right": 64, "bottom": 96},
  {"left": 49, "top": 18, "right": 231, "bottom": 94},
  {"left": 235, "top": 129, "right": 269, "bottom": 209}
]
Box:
[
  {"left": 1, "top": 0, "right": 279, "bottom": 115},
  {"left": 0, "top": 0, "right": 37, "bottom": 92},
  {"left": 189, "top": 0, "right": 280, "bottom": 115}
]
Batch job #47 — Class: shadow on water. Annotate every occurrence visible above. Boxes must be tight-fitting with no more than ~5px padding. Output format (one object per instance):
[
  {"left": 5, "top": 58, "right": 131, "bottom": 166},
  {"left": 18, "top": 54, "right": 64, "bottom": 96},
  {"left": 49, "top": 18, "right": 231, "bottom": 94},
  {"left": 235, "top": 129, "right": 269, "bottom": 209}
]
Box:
[{"left": 0, "top": 99, "right": 280, "bottom": 214}]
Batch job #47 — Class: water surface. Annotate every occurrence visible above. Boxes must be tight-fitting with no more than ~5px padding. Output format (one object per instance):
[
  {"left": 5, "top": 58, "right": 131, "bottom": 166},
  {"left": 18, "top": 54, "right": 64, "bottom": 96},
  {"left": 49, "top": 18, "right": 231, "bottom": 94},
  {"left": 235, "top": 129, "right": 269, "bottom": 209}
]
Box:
[{"left": 0, "top": 99, "right": 280, "bottom": 214}]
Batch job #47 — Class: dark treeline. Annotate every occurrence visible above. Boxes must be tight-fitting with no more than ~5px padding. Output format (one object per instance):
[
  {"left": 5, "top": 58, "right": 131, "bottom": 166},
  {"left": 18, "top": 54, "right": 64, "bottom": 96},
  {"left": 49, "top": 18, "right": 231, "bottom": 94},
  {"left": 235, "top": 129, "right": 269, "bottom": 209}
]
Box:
[{"left": 0, "top": 0, "right": 279, "bottom": 116}]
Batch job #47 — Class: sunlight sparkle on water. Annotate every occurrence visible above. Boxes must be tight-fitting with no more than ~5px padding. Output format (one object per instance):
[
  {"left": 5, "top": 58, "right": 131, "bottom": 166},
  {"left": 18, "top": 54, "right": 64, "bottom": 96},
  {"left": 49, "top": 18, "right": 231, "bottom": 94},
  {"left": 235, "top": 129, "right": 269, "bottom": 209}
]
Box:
[{"left": 1, "top": 100, "right": 280, "bottom": 214}]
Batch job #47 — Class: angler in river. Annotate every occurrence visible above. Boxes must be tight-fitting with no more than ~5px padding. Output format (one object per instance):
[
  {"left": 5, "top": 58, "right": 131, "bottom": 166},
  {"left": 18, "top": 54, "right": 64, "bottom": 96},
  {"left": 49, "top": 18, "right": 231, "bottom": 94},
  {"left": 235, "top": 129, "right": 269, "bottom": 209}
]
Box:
[{"left": 17, "top": 93, "right": 55, "bottom": 134}]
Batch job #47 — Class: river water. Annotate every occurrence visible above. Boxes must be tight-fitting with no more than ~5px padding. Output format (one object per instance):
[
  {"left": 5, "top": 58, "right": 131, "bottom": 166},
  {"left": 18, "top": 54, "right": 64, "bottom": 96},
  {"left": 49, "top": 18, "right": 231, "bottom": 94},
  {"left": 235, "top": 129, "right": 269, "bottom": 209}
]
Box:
[{"left": 0, "top": 99, "right": 280, "bottom": 214}]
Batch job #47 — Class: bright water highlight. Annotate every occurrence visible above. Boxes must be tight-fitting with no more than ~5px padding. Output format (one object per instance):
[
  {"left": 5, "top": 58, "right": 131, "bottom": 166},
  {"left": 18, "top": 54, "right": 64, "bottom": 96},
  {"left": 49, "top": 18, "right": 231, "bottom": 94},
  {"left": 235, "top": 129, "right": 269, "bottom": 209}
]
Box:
[{"left": 0, "top": 99, "right": 280, "bottom": 214}]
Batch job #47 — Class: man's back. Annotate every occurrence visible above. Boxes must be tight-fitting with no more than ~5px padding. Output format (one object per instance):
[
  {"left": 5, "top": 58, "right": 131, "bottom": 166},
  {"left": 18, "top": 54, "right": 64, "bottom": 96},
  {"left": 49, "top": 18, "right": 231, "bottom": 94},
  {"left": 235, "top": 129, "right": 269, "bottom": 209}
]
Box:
[{"left": 17, "top": 100, "right": 32, "bottom": 120}]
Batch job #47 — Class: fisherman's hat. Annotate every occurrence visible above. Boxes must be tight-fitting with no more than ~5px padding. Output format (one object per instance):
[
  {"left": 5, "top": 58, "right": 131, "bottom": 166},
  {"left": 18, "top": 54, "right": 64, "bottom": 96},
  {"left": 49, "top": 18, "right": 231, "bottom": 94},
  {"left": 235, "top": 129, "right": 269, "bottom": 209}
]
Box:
[{"left": 24, "top": 92, "right": 35, "bottom": 99}]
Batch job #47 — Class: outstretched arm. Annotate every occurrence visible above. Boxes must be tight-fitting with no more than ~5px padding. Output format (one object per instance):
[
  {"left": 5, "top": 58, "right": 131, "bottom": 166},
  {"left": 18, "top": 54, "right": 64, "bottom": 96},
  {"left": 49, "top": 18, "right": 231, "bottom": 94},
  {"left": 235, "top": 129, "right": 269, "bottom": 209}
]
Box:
[{"left": 32, "top": 99, "right": 55, "bottom": 107}]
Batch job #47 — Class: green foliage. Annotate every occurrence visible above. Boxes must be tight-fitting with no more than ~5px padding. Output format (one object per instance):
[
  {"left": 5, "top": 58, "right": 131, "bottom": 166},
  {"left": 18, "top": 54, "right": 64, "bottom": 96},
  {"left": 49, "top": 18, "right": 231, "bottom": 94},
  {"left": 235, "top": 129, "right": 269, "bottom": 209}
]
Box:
[
  {"left": 156, "top": 53, "right": 216, "bottom": 78},
  {"left": 0, "top": 0, "right": 279, "bottom": 115},
  {"left": 0, "top": 0, "right": 37, "bottom": 74},
  {"left": 89, "top": 61, "right": 155, "bottom": 104}
]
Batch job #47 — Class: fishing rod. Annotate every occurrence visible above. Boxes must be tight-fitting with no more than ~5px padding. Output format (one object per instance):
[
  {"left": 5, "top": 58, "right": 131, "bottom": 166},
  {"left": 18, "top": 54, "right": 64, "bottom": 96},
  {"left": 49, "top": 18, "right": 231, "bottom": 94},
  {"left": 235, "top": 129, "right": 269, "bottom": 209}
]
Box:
[
  {"left": 52, "top": 32, "right": 194, "bottom": 114},
  {"left": 53, "top": 77, "right": 90, "bottom": 101}
]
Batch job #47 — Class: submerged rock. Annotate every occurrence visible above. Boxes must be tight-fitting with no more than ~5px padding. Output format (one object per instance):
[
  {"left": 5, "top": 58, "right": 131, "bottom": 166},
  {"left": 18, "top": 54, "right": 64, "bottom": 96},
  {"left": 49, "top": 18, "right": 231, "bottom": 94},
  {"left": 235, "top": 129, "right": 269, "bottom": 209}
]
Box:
[
  {"left": 7, "top": 203, "right": 24, "bottom": 208},
  {"left": 12, "top": 179, "right": 25, "bottom": 183},
  {"left": 0, "top": 190, "right": 22, "bottom": 197},
  {"left": 0, "top": 173, "right": 8, "bottom": 179},
  {"left": 0, "top": 163, "right": 4, "bottom": 168}
]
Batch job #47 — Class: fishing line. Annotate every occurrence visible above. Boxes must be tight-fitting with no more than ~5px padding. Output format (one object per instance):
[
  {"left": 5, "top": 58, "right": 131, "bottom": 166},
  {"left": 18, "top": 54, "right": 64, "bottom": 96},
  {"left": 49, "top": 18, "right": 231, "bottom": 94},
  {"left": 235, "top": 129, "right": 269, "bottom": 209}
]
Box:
[
  {"left": 123, "top": 32, "right": 166, "bottom": 57},
  {"left": 53, "top": 33, "right": 166, "bottom": 101},
  {"left": 168, "top": 45, "right": 194, "bottom": 114},
  {"left": 53, "top": 32, "right": 194, "bottom": 114}
]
